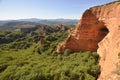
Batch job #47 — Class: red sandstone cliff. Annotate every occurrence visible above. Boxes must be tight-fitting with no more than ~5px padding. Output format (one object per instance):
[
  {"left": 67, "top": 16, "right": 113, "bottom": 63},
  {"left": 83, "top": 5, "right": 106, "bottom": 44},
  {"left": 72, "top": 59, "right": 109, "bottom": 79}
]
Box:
[{"left": 57, "top": 1, "right": 120, "bottom": 80}]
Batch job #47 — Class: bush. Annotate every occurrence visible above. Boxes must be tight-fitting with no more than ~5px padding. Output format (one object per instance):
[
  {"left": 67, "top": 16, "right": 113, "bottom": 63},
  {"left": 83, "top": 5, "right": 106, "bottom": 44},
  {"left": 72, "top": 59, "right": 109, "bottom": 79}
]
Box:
[
  {"left": 64, "top": 49, "right": 71, "bottom": 56},
  {"left": 8, "top": 41, "right": 32, "bottom": 49},
  {"left": 0, "top": 64, "right": 8, "bottom": 73}
]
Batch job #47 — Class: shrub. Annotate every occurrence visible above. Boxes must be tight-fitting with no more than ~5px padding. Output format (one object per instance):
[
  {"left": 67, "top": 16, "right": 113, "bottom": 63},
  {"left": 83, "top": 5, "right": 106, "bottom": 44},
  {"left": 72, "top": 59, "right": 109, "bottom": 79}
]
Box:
[
  {"left": 0, "top": 64, "right": 8, "bottom": 73},
  {"left": 64, "top": 49, "right": 71, "bottom": 56}
]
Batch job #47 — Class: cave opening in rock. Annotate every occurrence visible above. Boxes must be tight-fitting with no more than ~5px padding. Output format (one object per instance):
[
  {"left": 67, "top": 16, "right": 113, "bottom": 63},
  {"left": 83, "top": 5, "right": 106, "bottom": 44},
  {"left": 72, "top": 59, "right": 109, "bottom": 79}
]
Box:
[
  {"left": 92, "top": 26, "right": 109, "bottom": 51},
  {"left": 101, "top": 27, "right": 109, "bottom": 34},
  {"left": 100, "top": 26, "right": 109, "bottom": 39}
]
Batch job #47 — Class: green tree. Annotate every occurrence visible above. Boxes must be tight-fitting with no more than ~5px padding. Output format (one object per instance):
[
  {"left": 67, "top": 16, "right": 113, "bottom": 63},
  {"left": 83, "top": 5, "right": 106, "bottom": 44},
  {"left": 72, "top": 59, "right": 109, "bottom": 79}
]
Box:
[{"left": 64, "top": 49, "right": 71, "bottom": 56}]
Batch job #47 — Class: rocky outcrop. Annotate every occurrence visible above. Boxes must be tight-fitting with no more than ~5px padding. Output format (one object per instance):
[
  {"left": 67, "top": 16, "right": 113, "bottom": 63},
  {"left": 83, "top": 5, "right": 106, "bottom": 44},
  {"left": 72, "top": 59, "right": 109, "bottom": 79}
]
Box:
[
  {"left": 39, "top": 39, "right": 46, "bottom": 45},
  {"left": 57, "top": 1, "right": 120, "bottom": 80},
  {"left": 54, "top": 24, "right": 66, "bottom": 31}
]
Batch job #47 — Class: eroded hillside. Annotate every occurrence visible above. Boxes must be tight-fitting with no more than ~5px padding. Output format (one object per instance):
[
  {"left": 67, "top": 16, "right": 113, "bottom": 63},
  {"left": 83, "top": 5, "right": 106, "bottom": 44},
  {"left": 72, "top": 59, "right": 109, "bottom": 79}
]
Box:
[{"left": 57, "top": 1, "right": 120, "bottom": 80}]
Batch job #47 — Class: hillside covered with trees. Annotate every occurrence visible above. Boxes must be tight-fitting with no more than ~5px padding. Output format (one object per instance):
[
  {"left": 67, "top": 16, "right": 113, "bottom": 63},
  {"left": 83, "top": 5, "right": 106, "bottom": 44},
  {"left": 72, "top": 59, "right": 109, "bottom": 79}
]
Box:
[{"left": 0, "top": 24, "right": 100, "bottom": 80}]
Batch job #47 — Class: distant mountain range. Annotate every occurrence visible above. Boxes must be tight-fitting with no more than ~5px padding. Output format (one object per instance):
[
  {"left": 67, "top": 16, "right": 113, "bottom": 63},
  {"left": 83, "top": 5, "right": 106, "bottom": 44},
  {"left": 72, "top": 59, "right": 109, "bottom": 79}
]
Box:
[
  {"left": 0, "top": 18, "right": 79, "bottom": 26},
  {"left": 18, "top": 18, "right": 79, "bottom": 25},
  {"left": 0, "top": 18, "right": 78, "bottom": 30}
]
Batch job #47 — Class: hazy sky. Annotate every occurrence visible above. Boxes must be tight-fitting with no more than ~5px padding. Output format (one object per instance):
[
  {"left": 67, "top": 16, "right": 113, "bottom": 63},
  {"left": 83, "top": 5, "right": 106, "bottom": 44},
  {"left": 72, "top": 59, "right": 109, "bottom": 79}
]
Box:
[{"left": 0, "top": 0, "right": 115, "bottom": 20}]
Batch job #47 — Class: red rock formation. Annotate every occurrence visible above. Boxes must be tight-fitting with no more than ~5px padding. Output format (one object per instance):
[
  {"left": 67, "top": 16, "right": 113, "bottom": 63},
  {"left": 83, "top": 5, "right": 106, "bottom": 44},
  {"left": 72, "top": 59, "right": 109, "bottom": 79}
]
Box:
[
  {"left": 57, "top": 1, "right": 120, "bottom": 80},
  {"left": 39, "top": 39, "right": 46, "bottom": 45},
  {"left": 54, "top": 24, "right": 66, "bottom": 31},
  {"left": 38, "top": 26, "right": 47, "bottom": 36},
  {"left": 67, "top": 28, "right": 74, "bottom": 34},
  {"left": 57, "top": 9, "right": 109, "bottom": 53}
]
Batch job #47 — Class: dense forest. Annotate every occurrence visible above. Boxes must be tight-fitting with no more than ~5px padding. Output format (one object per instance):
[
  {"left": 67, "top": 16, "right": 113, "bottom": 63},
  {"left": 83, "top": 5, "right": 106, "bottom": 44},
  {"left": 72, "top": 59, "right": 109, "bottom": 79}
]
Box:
[{"left": 0, "top": 24, "right": 100, "bottom": 80}]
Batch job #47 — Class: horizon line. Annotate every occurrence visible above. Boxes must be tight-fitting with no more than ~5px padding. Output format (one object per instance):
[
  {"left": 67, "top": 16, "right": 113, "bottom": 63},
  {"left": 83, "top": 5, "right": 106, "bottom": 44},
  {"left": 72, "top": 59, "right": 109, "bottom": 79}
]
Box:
[{"left": 0, "top": 17, "right": 80, "bottom": 21}]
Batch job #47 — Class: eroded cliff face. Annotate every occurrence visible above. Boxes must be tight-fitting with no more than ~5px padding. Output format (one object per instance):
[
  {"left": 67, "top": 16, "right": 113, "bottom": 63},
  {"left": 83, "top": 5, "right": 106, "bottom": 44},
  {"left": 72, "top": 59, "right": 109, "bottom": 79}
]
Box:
[{"left": 57, "top": 2, "right": 120, "bottom": 80}]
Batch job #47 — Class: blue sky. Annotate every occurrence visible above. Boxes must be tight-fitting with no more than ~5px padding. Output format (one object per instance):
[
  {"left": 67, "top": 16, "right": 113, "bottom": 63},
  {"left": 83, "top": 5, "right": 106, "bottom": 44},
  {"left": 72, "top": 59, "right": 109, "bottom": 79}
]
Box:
[{"left": 0, "top": 0, "right": 115, "bottom": 20}]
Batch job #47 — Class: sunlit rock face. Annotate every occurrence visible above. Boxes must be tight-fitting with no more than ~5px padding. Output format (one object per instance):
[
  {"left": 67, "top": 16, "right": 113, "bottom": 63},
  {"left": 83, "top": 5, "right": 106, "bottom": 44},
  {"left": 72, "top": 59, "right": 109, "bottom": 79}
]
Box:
[
  {"left": 57, "top": 2, "right": 120, "bottom": 80},
  {"left": 57, "top": 10, "right": 108, "bottom": 53}
]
